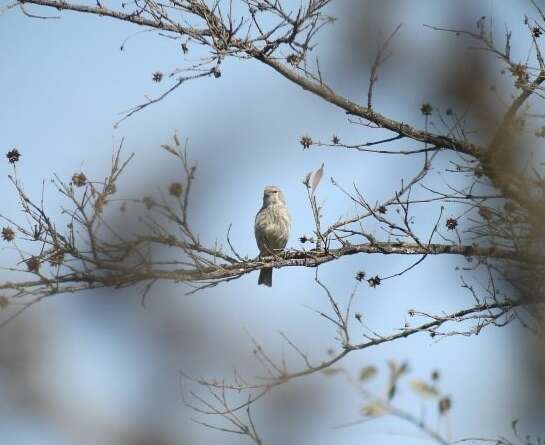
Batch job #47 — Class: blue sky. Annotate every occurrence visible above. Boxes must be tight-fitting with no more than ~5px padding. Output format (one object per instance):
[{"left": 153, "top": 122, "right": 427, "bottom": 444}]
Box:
[{"left": 1, "top": 1, "right": 544, "bottom": 444}]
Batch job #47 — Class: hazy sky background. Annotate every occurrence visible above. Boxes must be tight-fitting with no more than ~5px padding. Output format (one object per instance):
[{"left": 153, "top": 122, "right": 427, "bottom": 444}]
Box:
[{"left": 1, "top": 1, "right": 544, "bottom": 444}]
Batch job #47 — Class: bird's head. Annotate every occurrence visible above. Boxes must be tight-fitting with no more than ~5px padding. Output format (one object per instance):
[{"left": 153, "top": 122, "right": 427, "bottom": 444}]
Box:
[{"left": 262, "top": 185, "right": 286, "bottom": 207}]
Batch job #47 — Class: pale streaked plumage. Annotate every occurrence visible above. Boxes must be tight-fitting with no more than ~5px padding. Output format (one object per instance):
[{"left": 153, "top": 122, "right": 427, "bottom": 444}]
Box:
[{"left": 255, "top": 186, "right": 291, "bottom": 287}]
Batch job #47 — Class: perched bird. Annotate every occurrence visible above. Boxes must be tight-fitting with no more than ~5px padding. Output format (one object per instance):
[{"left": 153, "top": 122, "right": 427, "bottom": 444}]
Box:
[{"left": 254, "top": 186, "right": 291, "bottom": 287}]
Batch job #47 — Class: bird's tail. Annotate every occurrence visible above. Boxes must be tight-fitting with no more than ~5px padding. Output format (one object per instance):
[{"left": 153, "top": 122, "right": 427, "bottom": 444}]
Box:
[{"left": 258, "top": 267, "right": 273, "bottom": 287}]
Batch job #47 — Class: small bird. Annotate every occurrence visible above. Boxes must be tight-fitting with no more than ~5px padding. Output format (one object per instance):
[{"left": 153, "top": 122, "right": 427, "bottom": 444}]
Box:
[{"left": 254, "top": 186, "right": 291, "bottom": 287}]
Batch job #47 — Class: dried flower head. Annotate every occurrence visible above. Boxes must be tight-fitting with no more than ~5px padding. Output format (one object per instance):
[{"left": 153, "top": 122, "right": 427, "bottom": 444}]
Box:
[
  {"left": 446, "top": 217, "right": 458, "bottom": 230},
  {"left": 367, "top": 275, "right": 381, "bottom": 288},
  {"left": 510, "top": 63, "right": 529, "bottom": 88},
  {"left": 105, "top": 183, "right": 117, "bottom": 195},
  {"left": 71, "top": 172, "right": 87, "bottom": 187},
  {"left": 355, "top": 271, "right": 366, "bottom": 281},
  {"left": 48, "top": 249, "right": 65, "bottom": 266},
  {"left": 25, "top": 256, "right": 40, "bottom": 273},
  {"left": 331, "top": 135, "right": 340, "bottom": 144},
  {"left": 1, "top": 226, "right": 15, "bottom": 242},
  {"left": 6, "top": 148, "right": 21, "bottom": 164},
  {"left": 286, "top": 53, "right": 301, "bottom": 66},
  {"left": 212, "top": 66, "right": 221, "bottom": 78},
  {"left": 438, "top": 396, "right": 452, "bottom": 415},
  {"left": 169, "top": 182, "right": 183, "bottom": 198},
  {"left": 142, "top": 196, "right": 155, "bottom": 210},
  {"left": 300, "top": 135, "right": 313, "bottom": 149},
  {"left": 533, "top": 26, "right": 543, "bottom": 38},
  {"left": 181, "top": 42, "right": 189, "bottom": 54},
  {"left": 94, "top": 196, "right": 106, "bottom": 214},
  {"left": 377, "top": 205, "right": 387, "bottom": 214},
  {"left": 152, "top": 71, "right": 163, "bottom": 82},
  {"left": 420, "top": 103, "right": 433, "bottom": 116}
]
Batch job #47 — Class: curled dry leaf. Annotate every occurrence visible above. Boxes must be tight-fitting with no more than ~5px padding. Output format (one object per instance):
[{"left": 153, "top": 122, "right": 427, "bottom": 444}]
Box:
[{"left": 310, "top": 163, "right": 324, "bottom": 196}]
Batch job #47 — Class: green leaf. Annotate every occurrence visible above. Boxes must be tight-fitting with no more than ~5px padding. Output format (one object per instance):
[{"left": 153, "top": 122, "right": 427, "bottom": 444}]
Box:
[
  {"left": 410, "top": 379, "right": 439, "bottom": 398},
  {"left": 361, "top": 403, "right": 387, "bottom": 417},
  {"left": 359, "top": 366, "right": 378, "bottom": 381},
  {"left": 387, "top": 383, "right": 397, "bottom": 400},
  {"left": 322, "top": 367, "right": 342, "bottom": 376}
]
